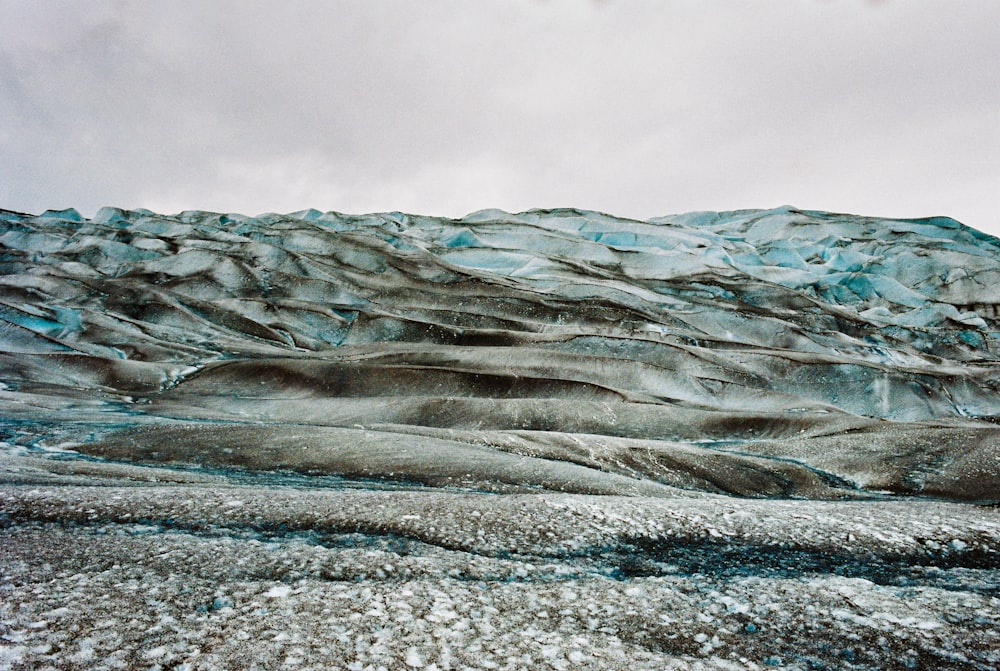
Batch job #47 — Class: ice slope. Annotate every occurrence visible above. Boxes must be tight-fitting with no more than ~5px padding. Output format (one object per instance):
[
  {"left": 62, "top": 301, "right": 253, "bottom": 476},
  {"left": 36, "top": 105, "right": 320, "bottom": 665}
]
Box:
[
  {"left": 1, "top": 204, "right": 999, "bottom": 500},
  {"left": 1, "top": 205, "right": 998, "bottom": 414}
]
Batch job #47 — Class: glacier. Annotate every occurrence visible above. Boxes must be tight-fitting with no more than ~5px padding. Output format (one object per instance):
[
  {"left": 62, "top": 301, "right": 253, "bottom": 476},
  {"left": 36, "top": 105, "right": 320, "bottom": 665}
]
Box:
[{"left": 0, "top": 205, "right": 998, "bottom": 670}]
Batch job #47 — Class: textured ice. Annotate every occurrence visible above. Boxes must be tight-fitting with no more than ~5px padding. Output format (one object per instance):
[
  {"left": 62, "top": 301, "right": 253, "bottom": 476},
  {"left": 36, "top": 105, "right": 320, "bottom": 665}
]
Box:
[{"left": 1, "top": 205, "right": 999, "bottom": 670}]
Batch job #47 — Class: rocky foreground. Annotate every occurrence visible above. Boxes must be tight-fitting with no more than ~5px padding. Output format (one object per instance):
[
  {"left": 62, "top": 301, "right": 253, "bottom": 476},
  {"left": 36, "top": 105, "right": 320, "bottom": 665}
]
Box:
[{"left": 1, "top": 205, "right": 998, "bottom": 670}]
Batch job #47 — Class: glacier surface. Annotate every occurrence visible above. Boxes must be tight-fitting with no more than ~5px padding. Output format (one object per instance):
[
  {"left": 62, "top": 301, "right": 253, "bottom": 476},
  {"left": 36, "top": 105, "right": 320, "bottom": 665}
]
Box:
[{"left": 1, "top": 205, "right": 999, "bottom": 670}]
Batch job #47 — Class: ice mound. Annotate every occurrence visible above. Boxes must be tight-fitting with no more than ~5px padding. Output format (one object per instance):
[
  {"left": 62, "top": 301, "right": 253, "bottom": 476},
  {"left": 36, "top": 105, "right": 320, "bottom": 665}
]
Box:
[
  {"left": 2, "top": 205, "right": 999, "bottom": 669},
  {"left": 1, "top": 205, "right": 998, "bottom": 420},
  {"left": 1, "top": 204, "right": 999, "bottom": 500}
]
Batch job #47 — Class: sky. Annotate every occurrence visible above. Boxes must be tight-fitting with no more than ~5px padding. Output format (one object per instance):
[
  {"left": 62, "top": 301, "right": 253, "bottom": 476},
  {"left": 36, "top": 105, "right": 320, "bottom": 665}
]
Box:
[{"left": 1, "top": 0, "right": 998, "bottom": 237}]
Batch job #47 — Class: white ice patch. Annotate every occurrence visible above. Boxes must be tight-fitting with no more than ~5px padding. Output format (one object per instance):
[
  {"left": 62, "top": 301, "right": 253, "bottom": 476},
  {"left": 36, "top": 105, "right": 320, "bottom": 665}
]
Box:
[{"left": 264, "top": 585, "right": 292, "bottom": 598}]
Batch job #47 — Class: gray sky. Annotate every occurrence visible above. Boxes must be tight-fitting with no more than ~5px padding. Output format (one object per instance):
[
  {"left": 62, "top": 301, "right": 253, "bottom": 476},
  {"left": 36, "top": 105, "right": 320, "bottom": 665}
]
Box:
[{"left": 2, "top": 0, "right": 998, "bottom": 236}]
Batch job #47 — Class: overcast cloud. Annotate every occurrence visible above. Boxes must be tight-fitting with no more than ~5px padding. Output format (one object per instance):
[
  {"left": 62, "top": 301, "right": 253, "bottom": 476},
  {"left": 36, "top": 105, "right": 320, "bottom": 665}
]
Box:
[{"left": 1, "top": 0, "right": 998, "bottom": 235}]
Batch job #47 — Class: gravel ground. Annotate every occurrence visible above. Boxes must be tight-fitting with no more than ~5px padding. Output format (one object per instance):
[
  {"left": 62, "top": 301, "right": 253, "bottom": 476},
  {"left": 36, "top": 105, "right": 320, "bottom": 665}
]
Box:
[{"left": 2, "top": 465, "right": 998, "bottom": 671}]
